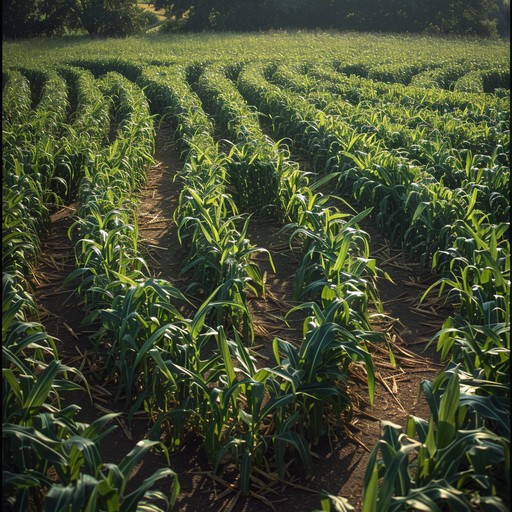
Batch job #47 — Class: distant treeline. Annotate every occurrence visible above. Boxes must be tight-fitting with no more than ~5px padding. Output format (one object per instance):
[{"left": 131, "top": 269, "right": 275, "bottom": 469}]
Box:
[
  {"left": 2, "top": 0, "right": 511, "bottom": 38},
  {"left": 156, "top": 0, "right": 510, "bottom": 37}
]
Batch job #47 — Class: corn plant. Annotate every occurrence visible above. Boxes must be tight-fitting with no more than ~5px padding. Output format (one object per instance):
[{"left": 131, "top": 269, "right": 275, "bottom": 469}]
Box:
[
  {"left": 2, "top": 70, "right": 69, "bottom": 205},
  {"left": 454, "top": 70, "right": 485, "bottom": 93},
  {"left": 306, "top": 62, "right": 508, "bottom": 146},
  {"left": 91, "top": 279, "right": 187, "bottom": 409},
  {"left": 4, "top": 418, "right": 178, "bottom": 511},
  {"left": 481, "top": 68, "right": 510, "bottom": 93},
  {"left": 138, "top": 65, "right": 216, "bottom": 157},
  {"left": 68, "top": 57, "right": 144, "bottom": 83},
  {"left": 421, "top": 216, "right": 510, "bottom": 383},
  {"left": 148, "top": 319, "right": 311, "bottom": 495},
  {"left": 28, "top": 69, "right": 70, "bottom": 137},
  {"left": 281, "top": 200, "right": 380, "bottom": 304},
  {"left": 2, "top": 70, "right": 32, "bottom": 130},
  {"left": 3, "top": 268, "right": 179, "bottom": 510},
  {"left": 362, "top": 371, "right": 509, "bottom": 511},
  {"left": 272, "top": 321, "right": 376, "bottom": 445},
  {"left": 69, "top": 71, "right": 155, "bottom": 308},
  {"left": 367, "top": 63, "right": 423, "bottom": 85},
  {"left": 410, "top": 63, "right": 469, "bottom": 90},
  {"left": 3, "top": 273, "right": 177, "bottom": 511},
  {"left": 3, "top": 67, "right": 113, "bottom": 207}
]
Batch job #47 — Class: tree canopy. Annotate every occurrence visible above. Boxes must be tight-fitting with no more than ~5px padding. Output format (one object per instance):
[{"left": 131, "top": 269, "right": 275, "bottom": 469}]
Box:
[
  {"left": 2, "top": 0, "right": 144, "bottom": 38},
  {"left": 2, "top": 0, "right": 509, "bottom": 38},
  {"left": 154, "top": 0, "right": 508, "bottom": 37}
]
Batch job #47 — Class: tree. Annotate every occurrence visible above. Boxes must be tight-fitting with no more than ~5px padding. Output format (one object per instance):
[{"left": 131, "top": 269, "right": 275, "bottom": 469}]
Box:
[
  {"left": 492, "top": 0, "right": 510, "bottom": 36},
  {"left": 2, "top": 0, "right": 144, "bottom": 38},
  {"left": 2, "top": 0, "right": 74, "bottom": 38},
  {"left": 74, "top": 0, "right": 144, "bottom": 36},
  {"left": 422, "top": 0, "right": 498, "bottom": 36}
]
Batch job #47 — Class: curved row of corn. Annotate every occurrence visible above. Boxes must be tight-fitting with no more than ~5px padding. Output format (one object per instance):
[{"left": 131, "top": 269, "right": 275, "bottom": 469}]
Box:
[{"left": 332, "top": 59, "right": 509, "bottom": 94}]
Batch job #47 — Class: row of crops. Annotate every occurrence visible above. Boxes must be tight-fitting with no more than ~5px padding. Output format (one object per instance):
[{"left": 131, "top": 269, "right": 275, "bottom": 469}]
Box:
[{"left": 2, "top": 48, "right": 510, "bottom": 511}]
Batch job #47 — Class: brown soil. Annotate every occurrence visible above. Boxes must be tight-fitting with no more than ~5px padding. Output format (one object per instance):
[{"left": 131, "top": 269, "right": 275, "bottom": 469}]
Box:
[
  {"left": 137, "top": 131, "right": 186, "bottom": 285},
  {"left": 32, "top": 127, "right": 446, "bottom": 512}
]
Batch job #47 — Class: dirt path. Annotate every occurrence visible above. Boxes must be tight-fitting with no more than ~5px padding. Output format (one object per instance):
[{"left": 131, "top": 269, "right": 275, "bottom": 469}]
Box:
[
  {"left": 245, "top": 218, "right": 304, "bottom": 352},
  {"left": 137, "top": 129, "right": 186, "bottom": 285},
  {"left": 30, "top": 126, "right": 446, "bottom": 512}
]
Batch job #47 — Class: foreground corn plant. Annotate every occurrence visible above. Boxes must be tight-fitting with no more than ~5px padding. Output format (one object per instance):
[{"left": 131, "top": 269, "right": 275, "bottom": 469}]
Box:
[
  {"left": 3, "top": 250, "right": 178, "bottom": 511},
  {"left": 147, "top": 314, "right": 378, "bottom": 495},
  {"left": 362, "top": 371, "right": 509, "bottom": 511}
]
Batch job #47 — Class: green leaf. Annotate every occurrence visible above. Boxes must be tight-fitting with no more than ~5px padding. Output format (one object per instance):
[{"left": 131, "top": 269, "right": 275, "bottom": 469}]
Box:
[
  {"left": 117, "top": 440, "right": 160, "bottom": 490},
  {"left": 436, "top": 372, "right": 460, "bottom": 449},
  {"left": 240, "top": 450, "right": 252, "bottom": 496},
  {"left": 21, "top": 359, "right": 63, "bottom": 420},
  {"left": 122, "top": 468, "right": 178, "bottom": 512},
  {"left": 216, "top": 325, "right": 236, "bottom": 385},
  {"left": 361, "top": 464, "right": 378, "bottom": 512}
]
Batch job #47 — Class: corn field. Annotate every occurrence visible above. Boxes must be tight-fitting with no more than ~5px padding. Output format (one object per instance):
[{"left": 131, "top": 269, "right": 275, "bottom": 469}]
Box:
[{"left": 2, "top": 33, "right": 509, "bottom": 511}]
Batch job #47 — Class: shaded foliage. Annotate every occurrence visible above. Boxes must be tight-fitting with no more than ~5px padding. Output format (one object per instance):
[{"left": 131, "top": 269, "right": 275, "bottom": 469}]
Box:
[
  {"left": 2, "top": 0, "right": 75, "bottom": 37},
  {"left": 2, "top": 0, "right": 506, "bottom": 37},
  {"left": 2, "top": 0, "right": 145, "bottom": 38},
  {"left": 79, "top": 0, "right": 144, "bottom": 36},
  {"left": 153, "top": 0, "right": 503, "bottom": 36}
]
